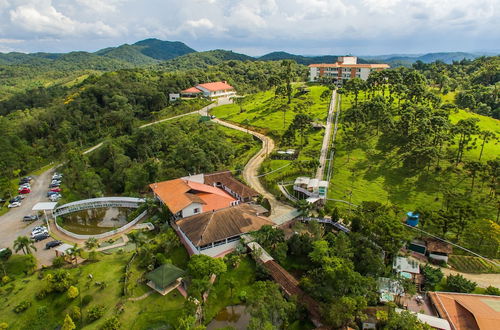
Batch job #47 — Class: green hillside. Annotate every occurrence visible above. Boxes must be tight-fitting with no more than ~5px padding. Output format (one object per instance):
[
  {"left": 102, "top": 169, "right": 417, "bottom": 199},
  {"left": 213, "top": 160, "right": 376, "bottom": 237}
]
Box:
[{"left": 159, "top": 49, "right": 255, "bottom": 70}]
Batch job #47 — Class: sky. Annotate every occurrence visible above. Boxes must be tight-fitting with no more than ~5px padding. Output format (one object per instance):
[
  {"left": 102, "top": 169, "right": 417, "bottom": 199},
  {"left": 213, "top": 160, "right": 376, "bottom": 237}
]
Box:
[{"left": 0, "top": 0, "right": 498, "bottom": 56}]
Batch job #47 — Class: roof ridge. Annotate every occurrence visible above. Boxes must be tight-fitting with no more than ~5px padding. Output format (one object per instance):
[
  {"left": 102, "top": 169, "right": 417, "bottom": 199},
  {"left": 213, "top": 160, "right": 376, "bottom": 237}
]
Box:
[{"left": 197, "top": 210, "right": 217, "bottom": 246}]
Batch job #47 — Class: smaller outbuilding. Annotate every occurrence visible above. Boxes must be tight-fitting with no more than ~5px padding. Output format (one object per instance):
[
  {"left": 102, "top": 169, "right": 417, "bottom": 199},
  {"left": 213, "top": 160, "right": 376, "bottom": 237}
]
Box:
[
  {"left": 145, "top": 263, "right": 185, "bottom": 296},
  {"left": 393, "top": 256, "right": 420, "bottom": 281},
  {"left": 425, "top": 238, "right": 453, "bottom": 263}
]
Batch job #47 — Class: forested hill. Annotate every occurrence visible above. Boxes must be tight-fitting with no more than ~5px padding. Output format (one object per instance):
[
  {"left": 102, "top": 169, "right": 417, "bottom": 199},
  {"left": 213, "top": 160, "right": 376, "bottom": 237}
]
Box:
[
  {"left": 158, "top": 49, "right": 255, "bottom": 70},
  {"left": 95, "top": 39, "right": 196, "bottom": 64}
]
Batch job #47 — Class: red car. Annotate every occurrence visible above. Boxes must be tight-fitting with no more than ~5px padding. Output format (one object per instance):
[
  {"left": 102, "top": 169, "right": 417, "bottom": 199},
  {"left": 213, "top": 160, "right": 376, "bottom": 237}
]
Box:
[
  {"left": 19, "top": 187, "right": 31, "bottom": 194},
  {"left": 50, "top": 187, "right": 62, "bottom": 193}
]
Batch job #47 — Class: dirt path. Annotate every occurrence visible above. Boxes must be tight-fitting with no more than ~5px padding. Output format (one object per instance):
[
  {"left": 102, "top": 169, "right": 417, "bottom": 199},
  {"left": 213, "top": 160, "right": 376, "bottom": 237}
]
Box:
[
  {"left": 439, "top": 267, "right": 500, "bottom": 288},
  {"left": 200, "top": 99, "right": 295, "bottom": 219}
]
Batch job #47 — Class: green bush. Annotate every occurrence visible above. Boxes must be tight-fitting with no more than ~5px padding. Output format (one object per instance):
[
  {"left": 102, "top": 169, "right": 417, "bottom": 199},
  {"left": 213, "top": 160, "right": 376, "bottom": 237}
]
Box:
[
  {"left": 87, "top": 304, "right": 105, "bottom": 322},
  {"left": 69, "top": 306, "right": 81, "bottom": 321},
  {"left": 52, "top": 256, "right": 66, "bottom": 268},
  {"left": 35, "top": 288, "right": 49, "bottom": 300},
  {"left": 13, "top": 300, "right": 31, "bottom": 313},
  {"left": 446, "top": 274, "right": 477, "bottom": 293},
  {"left": 100, "top": 316, "right": 121, "bottom": 330},
  {"left": 485, "top": 286, "right": 500, "bottom": 296},
  {"left": 81, "top": 294, "right": 93, "bottom": 306}
]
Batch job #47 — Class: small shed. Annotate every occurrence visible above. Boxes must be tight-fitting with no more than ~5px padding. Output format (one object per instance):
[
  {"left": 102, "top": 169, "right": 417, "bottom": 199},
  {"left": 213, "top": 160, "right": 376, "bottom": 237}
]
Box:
[
  {"left": 145, "top": 263, "right": 185, "bottom": 296},
  {"left": 425, "top": 238, "right": 453, "bottom": 262},
  {"left": 54, "top": 243, "right": 73, "bottom": 257},
  {"left": 393, "top": 256, "right": 420, "bottom": 281}
]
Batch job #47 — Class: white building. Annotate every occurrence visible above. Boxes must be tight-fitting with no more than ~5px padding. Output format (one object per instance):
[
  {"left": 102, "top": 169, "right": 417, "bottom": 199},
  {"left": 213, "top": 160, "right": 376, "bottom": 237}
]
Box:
[
  {"left": 293, "top": 177, "right": 329, "bottom": 203},
  {"left": 309, "top": 56, "right": 390, "bottom": 85},
  {"left": 181, "top": 81, "right": 236, "bottom": 99}
]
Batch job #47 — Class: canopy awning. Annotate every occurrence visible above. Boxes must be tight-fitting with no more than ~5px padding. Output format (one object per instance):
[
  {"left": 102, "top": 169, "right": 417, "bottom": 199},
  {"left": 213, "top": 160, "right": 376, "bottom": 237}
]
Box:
[{"left": 32, "top": 202, "right": 58, "bottom": 211}]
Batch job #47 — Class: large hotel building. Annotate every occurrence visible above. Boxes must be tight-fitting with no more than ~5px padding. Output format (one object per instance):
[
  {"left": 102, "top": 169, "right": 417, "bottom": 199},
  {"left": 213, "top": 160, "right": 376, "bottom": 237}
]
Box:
[{"left": 308, "top": 56, "right": 389, "bottom": 85}]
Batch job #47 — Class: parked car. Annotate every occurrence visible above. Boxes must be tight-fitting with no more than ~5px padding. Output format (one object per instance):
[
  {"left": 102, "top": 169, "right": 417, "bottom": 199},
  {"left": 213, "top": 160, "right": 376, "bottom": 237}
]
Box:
[
  {"left": 9, "top": 196, "right": 23, "bottom": 203},
  {"left": 19, "top": 183, "right": 31, "bottom": 190},
  {"left": 49, "top": 183, "right": 60, "bottom": 188},
  {"left": 18, "top": 187, "right": 31, "bottom": 194},
  {"left": 52, "top": 174, "right": 62, "bottom": 180},
  {"left": 33, "top": 233, "right": 50, "bottom": 242},
  {"left": 49, "top": 187, "right": 61, "bottom": 193},
  {"left": 47, "top": 191, "right": 59, "bottom": 197},
  {"left": 49, "top": 194, "right": 62, "bottom": 202},
  {"left": 23, "top": 215, "right": 38, "bottom": 221},
  {"left": 31, "top": 228, "right": 48, "bottom": 238},
  {"left": 0, "top": 198, "right": 6, "bottom": 204},
  {"left": 45, "top": 240, "right": 62, "bottom": 249},
  {"left": 8, "top": 201, "right": 21, "bottom": 208}
]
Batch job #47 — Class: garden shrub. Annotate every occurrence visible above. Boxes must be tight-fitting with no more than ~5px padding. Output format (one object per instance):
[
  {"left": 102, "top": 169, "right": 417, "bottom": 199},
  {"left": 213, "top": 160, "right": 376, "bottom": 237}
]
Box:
[
  {"left": 1, "top": 276, "right": 10, "bottom": 284},
  {"left": 35, "top": 288, "right": 49, "bottom": 300},
  {"left": 100, "top": 316, "right": 121, "bottom": 330},
  {"left": 0, "top": 322, "right": 8, "bottom": 329},
  {"left": 87, "top": 304, "right": 105, "bottom": 322},
  {"left": 13, "top": 300, "right": 31, "bottom": 313},
  {"left": 69, "top": 306, "right": 81, "bottom": 321},
  {"left": 81, "top": 294, "right": 93, "bottom": 306},
  {"left": 67, "top": 286, "right": 79, "bottom": 299},
  {"left": 52, "top": 256, "right": 65, "bottom": 268}
]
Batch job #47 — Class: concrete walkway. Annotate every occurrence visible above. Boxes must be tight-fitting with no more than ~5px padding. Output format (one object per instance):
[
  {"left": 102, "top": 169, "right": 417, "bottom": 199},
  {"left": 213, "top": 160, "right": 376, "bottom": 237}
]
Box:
[{"left": 316, "top": 90, "right": 337, "bottom": 180}]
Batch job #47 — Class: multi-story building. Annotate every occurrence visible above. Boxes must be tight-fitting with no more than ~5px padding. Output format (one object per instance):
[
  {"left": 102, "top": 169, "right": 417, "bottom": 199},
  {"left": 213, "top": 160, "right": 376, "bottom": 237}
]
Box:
[{"left": 308, "top": 56, "right": 389, "bottom": 85}]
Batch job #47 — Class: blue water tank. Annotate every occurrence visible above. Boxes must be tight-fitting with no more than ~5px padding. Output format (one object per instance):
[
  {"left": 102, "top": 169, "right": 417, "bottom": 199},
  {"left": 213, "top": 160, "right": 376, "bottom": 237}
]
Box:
[{"left": 406, "top": 211, "right": 419, "bottom": 227}]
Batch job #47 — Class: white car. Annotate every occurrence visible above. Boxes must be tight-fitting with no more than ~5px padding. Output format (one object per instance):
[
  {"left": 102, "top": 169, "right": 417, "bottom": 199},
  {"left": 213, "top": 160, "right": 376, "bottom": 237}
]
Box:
[
  {"left": 19, "top": 184, "right": 31, "bottom": 190},
  {"left": 49, "top": 194, "right": 62, "bottom": 202},
  {"left": 8, "top": 202, "right": 21, "bottom": 208},
  {"left": 31, "top": 228, "right": 48, "bottom": 237}
]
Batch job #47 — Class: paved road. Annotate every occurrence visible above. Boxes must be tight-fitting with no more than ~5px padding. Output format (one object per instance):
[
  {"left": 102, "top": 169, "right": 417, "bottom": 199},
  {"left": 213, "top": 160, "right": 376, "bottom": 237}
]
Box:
[
  {"left": 201, "top": 98, "right": 296, "bottom": 219},
  {"left": 316, "top": 90, "right": 337, "bottom": 180},
  {"left": 0, "top": 168, "right": 58, "bottom": 266}
]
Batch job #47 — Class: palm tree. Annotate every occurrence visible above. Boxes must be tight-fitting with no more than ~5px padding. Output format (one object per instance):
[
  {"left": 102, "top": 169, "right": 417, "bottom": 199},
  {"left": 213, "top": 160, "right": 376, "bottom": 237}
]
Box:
[
  {"left": 84, "top": 237, "right": 98, "bottom": 250},
  {"left": 127, "top": 231, "right": 144, "bottom": 252},
  {"left": 67, "top": 244, "right": 82, "bottom": 265},
  {"left": 13, "top": 236, "right": 37, "bottom": 255}
]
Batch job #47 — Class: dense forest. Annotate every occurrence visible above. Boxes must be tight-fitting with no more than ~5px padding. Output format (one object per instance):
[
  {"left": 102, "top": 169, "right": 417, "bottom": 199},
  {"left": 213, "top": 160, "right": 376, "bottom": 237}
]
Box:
[
  {"left": 0, "top": 60, "right": 305, "bottom": 199},
  {"left": 414, "top": 56, "right": 499, "bottom": 118}
]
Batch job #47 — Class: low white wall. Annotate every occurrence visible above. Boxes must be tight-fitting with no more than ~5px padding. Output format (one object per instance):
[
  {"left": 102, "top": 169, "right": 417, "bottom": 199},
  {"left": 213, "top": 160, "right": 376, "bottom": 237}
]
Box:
[{"left": 54, "top": 210, "right": 148, "bottom": 240}]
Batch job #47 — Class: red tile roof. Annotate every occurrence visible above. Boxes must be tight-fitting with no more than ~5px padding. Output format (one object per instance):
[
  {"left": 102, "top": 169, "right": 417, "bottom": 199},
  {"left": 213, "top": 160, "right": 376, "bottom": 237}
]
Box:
[
  {"left": 308, "top": 63, "right": 390, "bottom": 69},
  {"left": 429, "top": 292, "right": 500, "bottom": 330},
  {"left": 150, "top": 178, "right": 236, "bottom": 215},
  {"left": 197, "top": 81, "right": 234, "bottom": 92},
  {"left": 181, "top": 86, "right": 202, "bottom": 94}
]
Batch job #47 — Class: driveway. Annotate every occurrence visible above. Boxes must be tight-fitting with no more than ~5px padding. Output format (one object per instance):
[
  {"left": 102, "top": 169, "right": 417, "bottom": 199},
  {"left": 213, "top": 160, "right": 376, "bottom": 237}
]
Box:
[
  {"left": 0, "top": 167, "right": 58, "bottom": 266},
  {"left": 201, "top": 98, "right": 296, "bottom": 220}
]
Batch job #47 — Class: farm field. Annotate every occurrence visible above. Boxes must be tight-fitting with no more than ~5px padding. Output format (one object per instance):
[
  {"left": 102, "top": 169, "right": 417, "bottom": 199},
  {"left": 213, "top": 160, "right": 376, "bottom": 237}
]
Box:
[{"left": 448, "top": 255, "right": 500, "bottom": 274}]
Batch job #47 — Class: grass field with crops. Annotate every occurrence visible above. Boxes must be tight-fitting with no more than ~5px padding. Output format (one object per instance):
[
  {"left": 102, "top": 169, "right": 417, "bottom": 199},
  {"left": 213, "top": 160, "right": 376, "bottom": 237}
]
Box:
[{"left": 448, "top": 255, "right": 500, "bottom": 274}]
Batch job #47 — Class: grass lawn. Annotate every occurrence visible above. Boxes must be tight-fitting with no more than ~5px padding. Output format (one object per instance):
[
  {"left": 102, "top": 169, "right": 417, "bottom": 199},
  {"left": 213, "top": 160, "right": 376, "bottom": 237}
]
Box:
[
  {"left": 217, "top": 124, "right": 261, "bottom": 172},
  {"left": 327, "top": 91, "right": 500, "bottom": 220},
  {"left": 0, "top": 244, "right": 190, "bottom": 329},
  {"left": 211, "top": 85, "right": 332, "bottom": 195}
]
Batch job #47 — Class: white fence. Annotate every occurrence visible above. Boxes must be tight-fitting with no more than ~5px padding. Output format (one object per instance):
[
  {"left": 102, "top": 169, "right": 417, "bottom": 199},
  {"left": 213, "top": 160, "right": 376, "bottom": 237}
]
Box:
[
  {"left": 54, "top": 210, "right": 148, "bottom": 240},
  {"left": 54, "top": 197, "right": 145, "bottom": 217}
]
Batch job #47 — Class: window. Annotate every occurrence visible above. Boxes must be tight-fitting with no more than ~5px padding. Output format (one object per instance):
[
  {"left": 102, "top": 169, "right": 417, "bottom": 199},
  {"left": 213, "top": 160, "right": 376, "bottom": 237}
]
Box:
[{"left": 193, "top": 208, "right": 200, "bottom": 214}]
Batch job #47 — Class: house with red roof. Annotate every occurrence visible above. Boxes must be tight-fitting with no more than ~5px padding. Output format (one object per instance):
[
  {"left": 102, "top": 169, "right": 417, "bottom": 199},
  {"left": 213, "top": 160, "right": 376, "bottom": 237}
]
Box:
[
  {"left": 149, "top": 171, "right": 270, "bottom": 257},
  {"left": 180, "top": 81, "right": 236, "bottom": 99}
]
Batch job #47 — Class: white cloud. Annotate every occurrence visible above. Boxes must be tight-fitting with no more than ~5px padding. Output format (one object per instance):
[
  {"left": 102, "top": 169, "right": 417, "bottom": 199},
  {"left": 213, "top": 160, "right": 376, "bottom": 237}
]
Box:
[{"left": 0, "top": 0, "right": 498, "bottom": 54}]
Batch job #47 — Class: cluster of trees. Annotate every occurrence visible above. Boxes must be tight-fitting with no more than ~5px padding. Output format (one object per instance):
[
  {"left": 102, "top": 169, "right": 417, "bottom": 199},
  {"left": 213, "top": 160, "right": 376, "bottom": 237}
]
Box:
[
  {"left": 253, "top": 201, "right": 422, "bottom": 328},
  {"left": 61, "top": 117, "right": 246, "bottom": 199},
  {"left": 340, "top": 66, "right": 499, "bottom": 255},
  {"left": 1, "top": 57, "right": 303, "bottom": 198},
  {"left": 413, "top": 57, "right": 499, "bottom": 118}
]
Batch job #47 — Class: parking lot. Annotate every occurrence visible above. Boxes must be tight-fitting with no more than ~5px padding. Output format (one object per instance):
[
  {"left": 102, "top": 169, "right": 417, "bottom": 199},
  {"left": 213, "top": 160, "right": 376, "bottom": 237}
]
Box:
[{"left": 0, "top": 167, "right": 60, "bottom": 267}]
